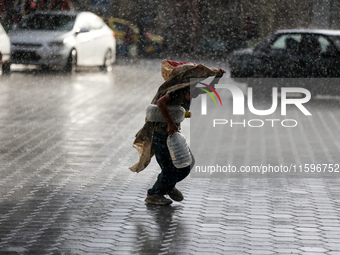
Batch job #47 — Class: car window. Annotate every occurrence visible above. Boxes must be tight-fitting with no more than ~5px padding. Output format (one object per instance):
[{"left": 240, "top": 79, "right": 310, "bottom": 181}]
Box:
[
  {"left": 302, "top": 35, "right": 324, "bottom": 57},
  {"left": 270, "top": 34, "right": 302, "bottom": 55},
  {"left": 18, "top": 14, "right": 76, "bottom": 31},
  {"left": 331, "top": 36, "right": 340, "bottom": 47},
  {"left": 317, "top": 36, "right": 330, "bottom": 53},
  {"left": 314, "top": 35, "right": 339, "bottom": 57}
]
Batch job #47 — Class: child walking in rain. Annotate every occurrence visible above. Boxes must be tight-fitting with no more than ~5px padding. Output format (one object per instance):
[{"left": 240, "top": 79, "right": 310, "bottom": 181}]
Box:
[{"left": 130, "top": 60, "right": 225, "bottom": 205}]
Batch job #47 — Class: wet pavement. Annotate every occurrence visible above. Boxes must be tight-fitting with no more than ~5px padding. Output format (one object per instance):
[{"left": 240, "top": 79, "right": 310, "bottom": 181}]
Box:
[{"left": 0, "top": 60, "right": 339, "bottom": 255}]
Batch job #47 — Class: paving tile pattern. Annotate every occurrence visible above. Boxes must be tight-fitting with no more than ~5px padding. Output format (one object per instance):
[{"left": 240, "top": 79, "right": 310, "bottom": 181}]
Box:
[{"left": 0, "top": 62, "right": 339, "bottom": 254}]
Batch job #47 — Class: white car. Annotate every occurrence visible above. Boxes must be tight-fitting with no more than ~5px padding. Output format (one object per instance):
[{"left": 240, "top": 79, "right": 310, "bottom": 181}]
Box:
[
  {"left": 0, "top": 23, "right": 11, "bottom": 74},
  {"left": 8, "top": 11, "right": 116, "bottom": 72}
]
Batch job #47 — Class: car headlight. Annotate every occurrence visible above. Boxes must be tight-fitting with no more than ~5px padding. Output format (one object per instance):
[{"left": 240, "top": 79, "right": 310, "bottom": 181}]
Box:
[
  {"left": 48, "top": 37, "right": 72, "bottom": 49},
  {"left": 48, "top": 40, "right": 64, "bottom": 49}
]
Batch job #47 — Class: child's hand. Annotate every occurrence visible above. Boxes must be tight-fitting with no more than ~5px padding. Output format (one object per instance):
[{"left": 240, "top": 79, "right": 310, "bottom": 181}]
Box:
[
  {"left": 216, "top": 68, "right": 226, "bottom": 78},
  {"left": 167, "top": 122, "right": 178, "bottom": 137}
]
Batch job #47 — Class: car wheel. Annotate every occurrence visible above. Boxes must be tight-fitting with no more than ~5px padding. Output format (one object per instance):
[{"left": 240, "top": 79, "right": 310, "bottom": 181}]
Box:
[
  {"left": 2, "top": 63, "right": 11, "bottom": 74},
  {"left": 65, "top": 49, "right": 77, "bottom": 73},
  {"left": 1, "top": 62, "right": 11, "bottom": 75},
  {"left": 100, "top": 49, "right": 113, "bottom": 72},
  {"left": 41, "top": 65, "right": 52, "bottom": 71},
  {"left": 0, "top": 56, "right": 9, "bottom": 75}
]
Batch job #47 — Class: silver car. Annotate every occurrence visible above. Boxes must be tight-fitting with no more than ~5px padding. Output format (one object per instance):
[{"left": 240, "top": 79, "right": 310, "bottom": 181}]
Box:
[
  {"left": 0, "top": 23, "right": 11, "bottom": 74},
  {"left": 8, "top": 11, "right": 116, "bottom": 72}
]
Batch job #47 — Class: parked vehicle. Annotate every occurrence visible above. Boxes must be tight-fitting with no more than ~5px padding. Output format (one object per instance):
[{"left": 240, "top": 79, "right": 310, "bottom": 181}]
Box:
[
  {"left": 105, "top": 17, "right": 163, "bottom": 56},
  {"left": 8, "top": 11, "right": 116, "bottom": 72},
  {"left": 230, "top": 29, "right": 340, "bottom": 78},
  {"left": 0, "top": 23, "right": 11, "bottom": 74},
  {"left": 106, "top": 18, "right": 139, "bottom": 46},
  {"left": 229, "top": 29, "right": 340, "bottom": 95}
]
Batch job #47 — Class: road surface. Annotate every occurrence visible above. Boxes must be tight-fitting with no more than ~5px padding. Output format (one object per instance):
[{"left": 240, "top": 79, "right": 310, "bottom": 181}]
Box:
[{"left": 0, "top": 60, "right": 339, "bottom": 254}]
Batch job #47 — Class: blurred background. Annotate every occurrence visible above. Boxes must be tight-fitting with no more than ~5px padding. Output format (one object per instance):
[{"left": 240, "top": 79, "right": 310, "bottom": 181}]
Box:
[{"left": 1, "top": 0, "right": 340, "bottom": 59}]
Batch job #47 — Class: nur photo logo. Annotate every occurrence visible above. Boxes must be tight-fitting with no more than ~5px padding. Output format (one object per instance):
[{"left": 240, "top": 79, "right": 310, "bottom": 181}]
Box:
[
  {"left": 195, "top": 78, "right": 313, "bottom": 128},
  {"left": 198, "top": 82, "right": 223, "bottom": 107}
]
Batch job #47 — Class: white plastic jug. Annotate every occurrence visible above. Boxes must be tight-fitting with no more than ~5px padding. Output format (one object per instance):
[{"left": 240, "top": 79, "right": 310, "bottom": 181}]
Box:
[
  {"left": 167, "top": 132, "right": 192, "bottom": 168},
  {"left": 146, "top": 104, "right": 185, "bottom": 123}
]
